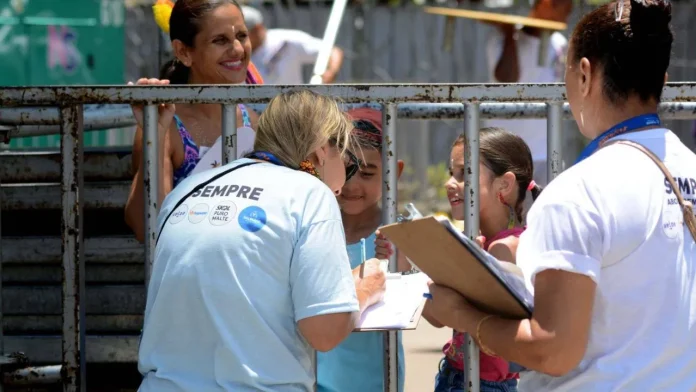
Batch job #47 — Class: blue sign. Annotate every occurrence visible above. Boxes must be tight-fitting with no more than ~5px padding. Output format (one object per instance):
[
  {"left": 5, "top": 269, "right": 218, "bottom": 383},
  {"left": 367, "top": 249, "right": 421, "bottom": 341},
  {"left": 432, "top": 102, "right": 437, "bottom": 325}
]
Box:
[{"left": 238, "top": 206, "right": 267, "bottom": 232}]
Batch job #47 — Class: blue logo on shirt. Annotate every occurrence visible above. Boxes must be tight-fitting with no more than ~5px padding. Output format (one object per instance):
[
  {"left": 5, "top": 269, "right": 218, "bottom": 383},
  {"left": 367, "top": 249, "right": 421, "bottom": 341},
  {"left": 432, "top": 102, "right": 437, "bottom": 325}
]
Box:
[{"left": 238, "top": 206, "right": 267, "bottom": 232}]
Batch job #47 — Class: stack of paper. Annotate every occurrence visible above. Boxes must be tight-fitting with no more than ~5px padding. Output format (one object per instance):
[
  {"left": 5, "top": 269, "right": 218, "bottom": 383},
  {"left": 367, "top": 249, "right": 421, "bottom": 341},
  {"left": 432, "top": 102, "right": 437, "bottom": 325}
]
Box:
[{"left": 356, "top": 273, "right": 430, "bottom": 330}]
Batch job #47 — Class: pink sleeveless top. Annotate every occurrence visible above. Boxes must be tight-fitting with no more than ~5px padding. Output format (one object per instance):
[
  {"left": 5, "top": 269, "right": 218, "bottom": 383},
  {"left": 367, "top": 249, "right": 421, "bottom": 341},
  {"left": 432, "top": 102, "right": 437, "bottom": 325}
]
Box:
[{"left": 441, "top": 227, "right": 525, "bottom": 381}]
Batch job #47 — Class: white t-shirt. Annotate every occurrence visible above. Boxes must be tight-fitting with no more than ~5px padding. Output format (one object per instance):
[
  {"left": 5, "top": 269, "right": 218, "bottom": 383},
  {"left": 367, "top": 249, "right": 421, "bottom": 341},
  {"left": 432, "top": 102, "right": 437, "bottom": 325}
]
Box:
[
  {"left": 138, "top": 159, "right": 359, "bottom": 392},
  {"left": 517, "top": 129, "right": 696, "bottom": 391},
  {"left": 251, "top": 29, "right": 323, "bottom": 84},
  {"left": 485, "top": 29, "right": 568, "bottom": 164}
]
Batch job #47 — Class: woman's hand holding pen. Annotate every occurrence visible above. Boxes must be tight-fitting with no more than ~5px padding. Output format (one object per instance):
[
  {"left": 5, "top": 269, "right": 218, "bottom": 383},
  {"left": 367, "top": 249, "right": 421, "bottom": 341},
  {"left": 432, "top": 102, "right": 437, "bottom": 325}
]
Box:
[{"left": 354, "top": 258, "right": 387, "bottom": 311}]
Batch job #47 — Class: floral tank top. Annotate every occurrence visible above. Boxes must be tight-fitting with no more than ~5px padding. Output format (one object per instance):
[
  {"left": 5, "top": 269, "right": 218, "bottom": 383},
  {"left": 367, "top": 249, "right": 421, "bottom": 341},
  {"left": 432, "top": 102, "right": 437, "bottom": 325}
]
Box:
[{"left": 171, "top": 105, "right": 252, "bottom": 187}]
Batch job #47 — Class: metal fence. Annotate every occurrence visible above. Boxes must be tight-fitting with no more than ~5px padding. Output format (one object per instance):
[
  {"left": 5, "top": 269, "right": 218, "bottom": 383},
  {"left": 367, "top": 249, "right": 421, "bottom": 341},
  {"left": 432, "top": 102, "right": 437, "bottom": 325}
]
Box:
[{"left": 1, "top": 82, "right": 696, "bottom": 392}]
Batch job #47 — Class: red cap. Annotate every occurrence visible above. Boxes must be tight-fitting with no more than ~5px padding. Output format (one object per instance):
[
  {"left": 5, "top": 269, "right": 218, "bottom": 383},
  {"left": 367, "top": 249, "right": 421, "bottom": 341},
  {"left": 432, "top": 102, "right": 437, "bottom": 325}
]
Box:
[{"left": 346, "top": 107, "right": 383, "bottom": 132}]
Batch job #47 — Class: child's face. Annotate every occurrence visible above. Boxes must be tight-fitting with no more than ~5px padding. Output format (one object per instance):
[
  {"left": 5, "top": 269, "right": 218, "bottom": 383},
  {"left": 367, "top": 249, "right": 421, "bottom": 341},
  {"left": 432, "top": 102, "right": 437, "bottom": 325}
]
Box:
[
  {"left": 339, "top": 148, "right": 383, "bottom": 215},
  {"left": 444, "top": 144, "right": 497, "bottom": 221}
]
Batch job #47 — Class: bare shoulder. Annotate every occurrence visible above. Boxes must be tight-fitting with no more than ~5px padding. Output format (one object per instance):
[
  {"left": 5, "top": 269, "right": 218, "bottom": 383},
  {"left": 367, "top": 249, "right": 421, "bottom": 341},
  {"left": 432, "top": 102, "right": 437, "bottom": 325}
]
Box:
[{"left": 488, "top": 235, "right": 520, "bottom": 263}]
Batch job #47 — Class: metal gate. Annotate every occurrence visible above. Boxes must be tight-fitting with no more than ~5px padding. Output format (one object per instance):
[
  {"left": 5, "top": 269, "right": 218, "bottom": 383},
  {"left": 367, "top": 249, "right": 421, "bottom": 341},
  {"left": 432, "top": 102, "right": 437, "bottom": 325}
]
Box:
[{"left": 0, "top": 82, "right": 695, "bottom": 392}]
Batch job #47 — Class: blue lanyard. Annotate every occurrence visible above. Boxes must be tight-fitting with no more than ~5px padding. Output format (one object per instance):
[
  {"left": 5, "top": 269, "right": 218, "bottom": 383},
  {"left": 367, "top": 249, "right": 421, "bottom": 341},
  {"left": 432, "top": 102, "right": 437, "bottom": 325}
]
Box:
[
  {"left": 575, "top": 113, "right": 661, "bottom": 164},
  {"left": 247, "top": 151, "right": 287, "bottom": 167}
]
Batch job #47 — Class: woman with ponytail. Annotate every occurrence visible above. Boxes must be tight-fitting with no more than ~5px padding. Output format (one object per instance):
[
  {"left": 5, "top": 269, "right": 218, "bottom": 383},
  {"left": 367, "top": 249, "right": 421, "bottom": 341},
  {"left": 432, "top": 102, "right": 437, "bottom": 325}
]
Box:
[
  {"left": 126, "top": 0, "right": 264, "bottom": 242},
  {"left": 427, "top": 1, "right": 696, "bottom": 390}
]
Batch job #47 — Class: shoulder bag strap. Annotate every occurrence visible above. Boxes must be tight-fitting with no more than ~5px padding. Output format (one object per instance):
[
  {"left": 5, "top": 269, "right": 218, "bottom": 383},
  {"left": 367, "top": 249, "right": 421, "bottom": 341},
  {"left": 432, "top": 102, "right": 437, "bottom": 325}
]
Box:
[
  {"left": 603, "top": 139, "right": 696, "bottom": 241},
  {"left": 155, "top": 161, "right": 261, "bottom": 245}
]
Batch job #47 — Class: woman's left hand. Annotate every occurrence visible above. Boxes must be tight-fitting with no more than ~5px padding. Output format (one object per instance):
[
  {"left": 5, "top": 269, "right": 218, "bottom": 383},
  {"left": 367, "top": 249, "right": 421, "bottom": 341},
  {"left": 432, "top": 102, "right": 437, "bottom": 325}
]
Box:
[{"left": 427, "top": 281, "right": 478, "bottom": 331}]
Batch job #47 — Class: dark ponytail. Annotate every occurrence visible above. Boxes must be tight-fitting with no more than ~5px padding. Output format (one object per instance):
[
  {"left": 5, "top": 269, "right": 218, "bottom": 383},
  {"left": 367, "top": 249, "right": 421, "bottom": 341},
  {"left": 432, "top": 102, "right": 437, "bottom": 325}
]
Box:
[
  {"left": 570, "top": 0, "right": 672, "bottom": 104},
  {"left": 530, "top": 183, "right": 543, "bottom": 201},
  {"left": 159, "top": 58, "right": 190, "bottom": 85}
]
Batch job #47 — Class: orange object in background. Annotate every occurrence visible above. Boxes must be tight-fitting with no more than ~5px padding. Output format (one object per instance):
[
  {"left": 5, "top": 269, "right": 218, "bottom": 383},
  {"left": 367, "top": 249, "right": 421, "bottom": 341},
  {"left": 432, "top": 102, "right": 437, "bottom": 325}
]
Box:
[{"left": 246, "top": 62, "right": 264, "bottom": 85}]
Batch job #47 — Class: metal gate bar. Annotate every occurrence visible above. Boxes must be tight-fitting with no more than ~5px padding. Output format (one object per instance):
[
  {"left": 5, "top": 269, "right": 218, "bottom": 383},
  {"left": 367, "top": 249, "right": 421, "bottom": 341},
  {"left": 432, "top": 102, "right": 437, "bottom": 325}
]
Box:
[
  {"left": 59, "top": 105, "right": 86, "bottom": 392},
  {"left": 222, "top": 104, "right": 237, "bottom": 164},
  {"left": 463, "top": 102, "right": 481, "bottom": 391},
  {"left": 5, "top": 102, "right": 696, "bottom": 138},
  {"left": 142, "top": 105, "right": 158, "bottom": 286},
  {"left": 382, "top": 103, "right": 400, "bottom": 392},
  {"left": 546, "top": 102, "right": 564, "bottom": 181},
  {"left": 0, "top": 84, "right": 694, "bottom": 105}
]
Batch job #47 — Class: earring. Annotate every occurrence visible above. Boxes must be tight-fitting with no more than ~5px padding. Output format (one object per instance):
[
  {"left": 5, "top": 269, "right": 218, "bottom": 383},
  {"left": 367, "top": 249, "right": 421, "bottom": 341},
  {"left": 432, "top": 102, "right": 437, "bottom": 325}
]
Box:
[
  {"left": 299, "top": 160, "right": 321, "bottom": 179},
  {"left": 497, "top": 192, "right": 516, "bottom": 229}
]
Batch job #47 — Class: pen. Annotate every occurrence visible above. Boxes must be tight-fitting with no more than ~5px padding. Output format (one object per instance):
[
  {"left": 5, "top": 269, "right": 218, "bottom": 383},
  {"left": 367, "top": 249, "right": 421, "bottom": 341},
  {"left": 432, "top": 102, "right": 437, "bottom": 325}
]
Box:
[
  {"left": 423, "top": 293, "right": 433, "bottom": 300},
  {"left": 359, "top": 238, "right": 366, "bottom": 279},
  {"left": 361, "top": 238, "right": 367, "bottom": 262}
]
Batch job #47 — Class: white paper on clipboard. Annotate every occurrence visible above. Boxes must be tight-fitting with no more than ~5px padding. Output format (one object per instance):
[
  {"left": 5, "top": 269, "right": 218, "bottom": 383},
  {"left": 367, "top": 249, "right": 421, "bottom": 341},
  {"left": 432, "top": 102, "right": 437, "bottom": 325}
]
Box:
[
  {"left": 355, "top": 272, "right": 429, "bottom": 331},
  {"left": 189, "top": 126, "right": 256, "bottom": 176}
]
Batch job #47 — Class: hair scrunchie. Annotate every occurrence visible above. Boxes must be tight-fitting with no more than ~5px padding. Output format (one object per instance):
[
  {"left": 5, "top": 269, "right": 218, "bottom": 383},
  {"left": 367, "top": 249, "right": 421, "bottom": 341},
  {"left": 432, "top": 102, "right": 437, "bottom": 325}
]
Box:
[{"left": 527, "top": 180, "right": 537, "bottom": 191}]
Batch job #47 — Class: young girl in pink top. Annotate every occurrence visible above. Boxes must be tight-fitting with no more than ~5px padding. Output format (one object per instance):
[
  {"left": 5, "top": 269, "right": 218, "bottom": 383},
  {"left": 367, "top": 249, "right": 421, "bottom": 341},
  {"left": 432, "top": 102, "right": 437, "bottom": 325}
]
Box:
[{"left": 377, "top": 127, "right": 541, "bottom": 392}]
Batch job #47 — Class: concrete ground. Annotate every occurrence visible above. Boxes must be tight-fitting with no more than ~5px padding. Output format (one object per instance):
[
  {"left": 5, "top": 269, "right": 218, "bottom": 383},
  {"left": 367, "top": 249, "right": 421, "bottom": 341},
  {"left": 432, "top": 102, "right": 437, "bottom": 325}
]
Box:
[{"left": 403, "top": 321, "right": 454, "bottom": 392}]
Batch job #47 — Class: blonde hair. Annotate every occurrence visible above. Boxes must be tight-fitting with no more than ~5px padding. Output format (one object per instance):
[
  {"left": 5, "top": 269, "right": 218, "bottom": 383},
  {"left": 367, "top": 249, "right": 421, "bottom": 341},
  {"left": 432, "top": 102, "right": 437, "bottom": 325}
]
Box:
[{"left": 253, "top": 89, "right": 354, "bottom": 168}]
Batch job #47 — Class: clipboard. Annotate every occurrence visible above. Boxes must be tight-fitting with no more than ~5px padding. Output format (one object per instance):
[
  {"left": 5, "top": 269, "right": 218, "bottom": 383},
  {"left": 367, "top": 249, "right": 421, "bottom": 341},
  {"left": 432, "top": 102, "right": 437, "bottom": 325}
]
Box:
[
  {"left": 423, "top": 6, "right": 567, "bottom": 31},
  {"left": 353, "top": 272, "right": 429, "bottom": 332},
  {"left": 379, "top": 216, "right": 534, "bottom": 319}
]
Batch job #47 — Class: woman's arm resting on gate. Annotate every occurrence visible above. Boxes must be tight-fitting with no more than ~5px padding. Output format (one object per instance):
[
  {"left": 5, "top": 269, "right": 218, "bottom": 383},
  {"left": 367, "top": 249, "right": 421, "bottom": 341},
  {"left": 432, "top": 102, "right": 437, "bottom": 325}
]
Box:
[{"left": 124, "top": 81, "right": 176, "bottom": 243}]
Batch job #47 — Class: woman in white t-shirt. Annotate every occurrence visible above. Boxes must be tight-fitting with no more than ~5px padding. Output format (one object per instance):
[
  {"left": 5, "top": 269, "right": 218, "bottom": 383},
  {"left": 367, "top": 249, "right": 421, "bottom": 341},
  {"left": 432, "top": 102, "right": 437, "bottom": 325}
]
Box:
[
  {"left": 138, "top": 89, "right": 387, "bottom": 391},
  {"left": 426, "top": 0, "right": 696, "bottom": 390}
]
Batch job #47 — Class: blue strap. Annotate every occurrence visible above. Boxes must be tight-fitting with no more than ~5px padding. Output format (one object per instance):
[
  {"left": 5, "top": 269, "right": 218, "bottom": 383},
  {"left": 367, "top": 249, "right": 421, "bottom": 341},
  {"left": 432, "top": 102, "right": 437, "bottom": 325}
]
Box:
[
  {"left": 575, "top": 113, "right": 661, "bottom": 164},
  {"left": 173, "top": 114, "right": 184, "bottom": 129},
  {"left": 246, "top": 151, "right": 286, "bottom": 167}
]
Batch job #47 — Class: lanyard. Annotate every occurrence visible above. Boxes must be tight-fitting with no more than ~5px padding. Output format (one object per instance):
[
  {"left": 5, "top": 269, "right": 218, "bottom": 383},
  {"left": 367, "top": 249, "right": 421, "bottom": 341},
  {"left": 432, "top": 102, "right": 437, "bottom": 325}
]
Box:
[
  {"left": 575, "top": 113, "right": 661, "bottom": 164},
  {"left": 247, "top": 151, "right": 287, "bottom": 167},
  {"left": 248, "top": 151, "right": 323, "bottom": 180}
]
